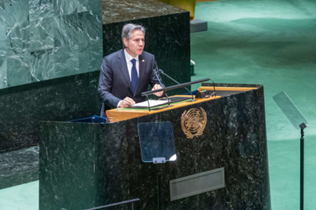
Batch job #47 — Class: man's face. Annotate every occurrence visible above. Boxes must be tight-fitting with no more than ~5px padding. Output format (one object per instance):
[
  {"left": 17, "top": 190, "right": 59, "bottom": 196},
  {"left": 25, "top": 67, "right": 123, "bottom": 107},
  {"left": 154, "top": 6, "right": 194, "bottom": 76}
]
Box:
[{"left": 123, "top": 30, "right": 145, "bottom": 58}]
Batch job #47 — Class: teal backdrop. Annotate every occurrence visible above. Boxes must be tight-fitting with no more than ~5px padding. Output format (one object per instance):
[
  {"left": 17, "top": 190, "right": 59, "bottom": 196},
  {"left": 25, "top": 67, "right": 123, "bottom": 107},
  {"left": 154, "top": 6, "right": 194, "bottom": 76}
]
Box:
[{"left": 0, "top": 0, "right": 103, "bottom": 89}]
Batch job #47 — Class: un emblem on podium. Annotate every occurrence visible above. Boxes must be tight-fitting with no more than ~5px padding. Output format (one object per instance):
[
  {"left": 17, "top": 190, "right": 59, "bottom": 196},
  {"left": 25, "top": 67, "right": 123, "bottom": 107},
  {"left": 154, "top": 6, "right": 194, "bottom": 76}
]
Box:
[{"left": 181, "top": 107, "right": 207, "bottom": 139}]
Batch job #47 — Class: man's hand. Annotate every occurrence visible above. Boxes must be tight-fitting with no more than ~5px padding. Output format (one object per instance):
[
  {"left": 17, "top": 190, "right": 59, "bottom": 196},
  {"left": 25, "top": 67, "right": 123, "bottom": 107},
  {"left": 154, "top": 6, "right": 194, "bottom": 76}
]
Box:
[
  {"left": 152, "top": 84, "right": 163, "bottom": 97},
  {"left": 119, "top": 97, "right": 136, "bottom": 108}
]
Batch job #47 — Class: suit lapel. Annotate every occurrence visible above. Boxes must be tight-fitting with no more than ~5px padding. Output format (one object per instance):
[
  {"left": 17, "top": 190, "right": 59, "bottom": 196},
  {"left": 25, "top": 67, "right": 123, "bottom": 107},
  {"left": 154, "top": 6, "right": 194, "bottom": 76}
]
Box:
[
  {"left": 118, "top": 49, "right": 133, "bottom": 93},
  {"left": 134, "top": 53, "right": 146, "bottom": 97}
]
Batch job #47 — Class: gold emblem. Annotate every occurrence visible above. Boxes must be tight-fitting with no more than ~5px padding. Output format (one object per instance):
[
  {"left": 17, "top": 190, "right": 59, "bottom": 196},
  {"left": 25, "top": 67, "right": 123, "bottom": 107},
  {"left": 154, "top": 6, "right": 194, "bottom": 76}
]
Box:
[{"left": 181, "top": 107, "right": 207, "bottom": 139}]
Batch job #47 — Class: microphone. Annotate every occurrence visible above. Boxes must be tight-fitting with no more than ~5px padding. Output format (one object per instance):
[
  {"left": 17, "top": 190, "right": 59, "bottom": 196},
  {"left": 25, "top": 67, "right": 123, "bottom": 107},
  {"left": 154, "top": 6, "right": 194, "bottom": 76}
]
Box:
[
  {"left": 158, "top": 69, "right": 216, "bottom": 99},
  {"left": 153, "top": 67, "right": 171, "bottom": 106},
  {"left": 158, "top": 69, "right": 194, "bottom": 101},
  {"left": 153, "top": 67, "right": 165, "bottom": 90}
]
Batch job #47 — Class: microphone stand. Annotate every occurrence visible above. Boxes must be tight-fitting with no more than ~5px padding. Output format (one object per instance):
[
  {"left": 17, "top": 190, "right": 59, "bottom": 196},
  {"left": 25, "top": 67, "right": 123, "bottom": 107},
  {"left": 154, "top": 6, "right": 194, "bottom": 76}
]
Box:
[
  {"left": 158, "top": 69, "right": 194, "bottom": 102},
  {"left": 153, "top": 68, "right": 171, "bottom": 107},
  {"left": 141, "top": 78, "right": 210, "bottom": 112},
  {"left": 300, "top": 122, "right": 307, "bottom": 210},
  {"left": 209, "top": 78, "right": 216, "bottom": 97}
]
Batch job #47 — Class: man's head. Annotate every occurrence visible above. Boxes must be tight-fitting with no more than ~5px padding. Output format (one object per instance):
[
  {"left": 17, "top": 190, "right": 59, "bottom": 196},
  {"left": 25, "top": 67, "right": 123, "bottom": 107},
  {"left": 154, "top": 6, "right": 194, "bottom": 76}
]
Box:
[{"left": 122, "top": 23, "right": 146, "bottom": 57}]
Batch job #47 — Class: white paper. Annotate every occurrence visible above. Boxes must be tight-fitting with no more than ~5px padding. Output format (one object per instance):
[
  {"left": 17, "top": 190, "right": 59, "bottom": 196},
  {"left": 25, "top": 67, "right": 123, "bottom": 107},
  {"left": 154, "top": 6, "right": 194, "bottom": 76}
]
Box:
[{"left": 130, "top": 100, "right": 168, "bottom": 108}]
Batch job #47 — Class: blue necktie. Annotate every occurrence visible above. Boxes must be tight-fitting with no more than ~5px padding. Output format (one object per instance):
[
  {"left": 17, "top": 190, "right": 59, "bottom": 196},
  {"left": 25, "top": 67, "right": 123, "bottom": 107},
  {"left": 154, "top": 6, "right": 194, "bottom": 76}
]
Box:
[{"left": 131, "top": 59, "right": 138, "bottom": 93}]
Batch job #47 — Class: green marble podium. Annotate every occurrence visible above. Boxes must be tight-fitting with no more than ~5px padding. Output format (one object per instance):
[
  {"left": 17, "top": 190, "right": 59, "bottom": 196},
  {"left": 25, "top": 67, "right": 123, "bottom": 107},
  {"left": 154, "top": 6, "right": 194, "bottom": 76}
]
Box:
[{"left": 39, "top": 83, "right": 271, "bottom": 210}]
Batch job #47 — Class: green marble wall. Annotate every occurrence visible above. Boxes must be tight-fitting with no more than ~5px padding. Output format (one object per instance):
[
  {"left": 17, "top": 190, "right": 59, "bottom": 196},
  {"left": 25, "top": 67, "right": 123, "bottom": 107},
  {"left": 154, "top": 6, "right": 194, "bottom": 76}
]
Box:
[{"left": 0, "top": 0, "right": 103, "bottom": 89}]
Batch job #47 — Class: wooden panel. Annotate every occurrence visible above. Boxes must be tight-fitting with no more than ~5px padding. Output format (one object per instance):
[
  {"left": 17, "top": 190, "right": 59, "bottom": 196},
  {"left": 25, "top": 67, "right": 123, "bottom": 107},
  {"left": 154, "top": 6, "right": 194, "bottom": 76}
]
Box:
[
  {"left": 106, "top": 86, "right": 258, "bottom": 122},
  {"left": 106, "top": 95, "right": 221, "bottom": 123},
  {"left": 198, "top": 86, "right": 258, "bottom": 91}
]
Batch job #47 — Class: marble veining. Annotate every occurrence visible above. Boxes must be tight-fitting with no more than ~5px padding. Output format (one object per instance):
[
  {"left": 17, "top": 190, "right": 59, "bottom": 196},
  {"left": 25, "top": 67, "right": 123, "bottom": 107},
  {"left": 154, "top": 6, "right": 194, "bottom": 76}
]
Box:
[
  {"left": 39, "top": 83, "right": 271, "bottom": 210},
  {"left": 0, "top": 0, "right": 102, "bottom": 89},
  {"left": 54, "top": 45, "right": 79, "bottom": 77},
  {"left": 0, "top": 146, "right": 39, "bottom": 189},
  {"left": 54, "top": 13, "right": 80, "bottom": 48},
  {"left": 78, "top": 11, "right": 102, "bottom": 73},
  {"left": 54, "top": 0, "right": 89, "bottom": 17},
  {"left": 30, "top": 48, "right": 54, "bottom": 81},
  {"left": 29, "top": 0, "right": 54, "bottom": 21},
  {"left": 6, "top": 21, "right": 30, "bottom": 56},
  {"left": 29, "top": 17, "right": 55, "bottom": 52},
  {"left": 40, "top": 123, "right": 100, "bottom": 210},
  {"left": 0, "top": 39, "right": 6, "bottom": 89},
  {"left": 4, "top": 0, "right": 29, "bottom": 29},
  {"left": 0, "top": 71, "right": 101, "bottom": 153},
  {"left": 102, "top": 0, "right": 186, "bottom": 24},
  {"left": 7, "top": 52, "right": 32, "bottom": 86}
]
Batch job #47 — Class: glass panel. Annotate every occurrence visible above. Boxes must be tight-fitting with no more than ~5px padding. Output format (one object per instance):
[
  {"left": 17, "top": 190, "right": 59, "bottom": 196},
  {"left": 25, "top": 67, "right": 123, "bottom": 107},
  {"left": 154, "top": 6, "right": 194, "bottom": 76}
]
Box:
[
  {"left": 273, "top": 91, "right": 307, "bottom": 130},
  {"left": 138, "top": 121, "right": 176, "bottom": 163}
]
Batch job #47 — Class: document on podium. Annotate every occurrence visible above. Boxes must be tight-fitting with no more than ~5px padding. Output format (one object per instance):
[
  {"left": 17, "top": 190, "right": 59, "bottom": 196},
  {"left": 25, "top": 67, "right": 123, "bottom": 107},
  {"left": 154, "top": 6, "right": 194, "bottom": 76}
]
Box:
[{"left": 130, "top": 100, "right": 168, "bottom": 108}]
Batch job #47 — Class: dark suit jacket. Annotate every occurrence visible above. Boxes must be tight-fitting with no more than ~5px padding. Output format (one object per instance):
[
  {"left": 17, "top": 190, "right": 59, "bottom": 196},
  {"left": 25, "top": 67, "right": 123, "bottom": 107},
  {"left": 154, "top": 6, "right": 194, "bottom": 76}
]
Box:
[{"left": 98, "top": 49, "right": 161, "bottom": 109}]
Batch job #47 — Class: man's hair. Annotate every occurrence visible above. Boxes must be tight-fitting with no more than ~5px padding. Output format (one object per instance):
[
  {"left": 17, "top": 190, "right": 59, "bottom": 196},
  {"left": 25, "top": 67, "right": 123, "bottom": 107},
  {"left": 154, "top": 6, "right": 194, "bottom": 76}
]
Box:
[{"left": 121, "top": 23, "right": 146, "bottom": 48}]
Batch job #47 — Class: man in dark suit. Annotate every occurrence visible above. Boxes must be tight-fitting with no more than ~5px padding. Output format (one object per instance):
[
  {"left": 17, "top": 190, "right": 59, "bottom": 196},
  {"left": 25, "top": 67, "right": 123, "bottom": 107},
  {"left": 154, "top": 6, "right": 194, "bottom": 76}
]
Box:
[{"left": 98, "top": 23, "right": 163, "bottom": 110}]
